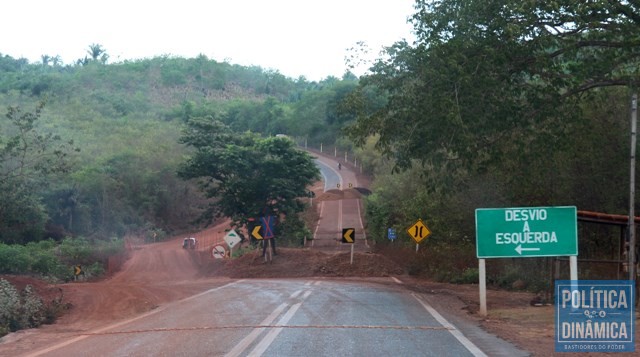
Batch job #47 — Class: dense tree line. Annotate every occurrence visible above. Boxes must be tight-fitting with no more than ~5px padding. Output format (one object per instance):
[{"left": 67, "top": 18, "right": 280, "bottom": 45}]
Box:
[
  {"left": 346, "top": 0, "right": 640, "bottom": 285},
  {"left": 0, "top": 51, "right": 355, "bottom": 244}
]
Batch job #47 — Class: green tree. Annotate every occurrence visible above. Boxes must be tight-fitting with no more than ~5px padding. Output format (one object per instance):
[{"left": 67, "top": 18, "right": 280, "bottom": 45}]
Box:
[
  {"left": 178, "top": 116, "right": 320, "bottom": 227},
  {"left": 0, "top": 278, "right": 20, "bottom": 332},
  {"left": 0, "top": 102, "right": 78, "bottom": 243},
  {"left": 87, "top": 43, "right": 106, "bottom": 61},
  {"left": 0, "top": 102, "right": 77, "bottom": 184},
  {"left": 40, "top": 55, "right": 50, "bottom": 67},
  {"left": 76, "top": 57, "right": 90, "bottom": 66},
  {"left": 347, "top": 0, "right": 640, "bottom": 173},
  {"left": 341, "top": 0, "right": 639, "bottom": 285},
  {"left": 51, "top": 55, "right": 61, "bottom": 67}
]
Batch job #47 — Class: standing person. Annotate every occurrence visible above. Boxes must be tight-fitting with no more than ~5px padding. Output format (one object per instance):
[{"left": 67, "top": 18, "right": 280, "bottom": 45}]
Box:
[{"left": 338, "top": 162, "right": 341, "bottom": 170}]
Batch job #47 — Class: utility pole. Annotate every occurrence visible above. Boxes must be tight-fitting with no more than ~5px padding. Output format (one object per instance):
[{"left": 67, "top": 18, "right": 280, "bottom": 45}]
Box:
[{"left": 629, "top": 93, "right": 638, "bottom": 281}]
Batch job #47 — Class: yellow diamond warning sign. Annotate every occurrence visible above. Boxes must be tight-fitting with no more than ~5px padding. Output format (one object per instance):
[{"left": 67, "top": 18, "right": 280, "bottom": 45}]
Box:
[{"left": 407, "top": 219, "right": 431, "bottom": 244}]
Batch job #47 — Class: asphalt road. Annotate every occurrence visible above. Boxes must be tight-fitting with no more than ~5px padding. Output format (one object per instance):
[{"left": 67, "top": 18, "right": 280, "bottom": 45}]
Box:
[
  {"left": 26, "top": 279, "right": 526, "bottom": 357},
  {"left": 315, "top": 158, "right": 342, "bottom": 191},
  {"left": 312, "top": 156, "right": 368, "bottom": 252}
]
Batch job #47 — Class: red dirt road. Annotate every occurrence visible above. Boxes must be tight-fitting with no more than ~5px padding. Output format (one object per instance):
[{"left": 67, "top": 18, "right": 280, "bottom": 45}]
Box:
[
  {"left": 59, "top": 240, "right": 221, "bottom": 328},
  {"left": 0, "top": 229, "right": 233, "bottom": 356}
]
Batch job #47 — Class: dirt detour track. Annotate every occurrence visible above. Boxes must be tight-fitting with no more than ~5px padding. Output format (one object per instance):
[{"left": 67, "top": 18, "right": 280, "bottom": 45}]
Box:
[
  {"left": 0, "top": 235, "right": 230, "bottom": 356},
  {"left": 65, "top": 233, "right": 402, "bottom": 327},
  {"left": 0, "top": 227, "right": 408, "bottom": 356},
  {"left": 59, "top": 238, "right": 226, "bottom": 328}
]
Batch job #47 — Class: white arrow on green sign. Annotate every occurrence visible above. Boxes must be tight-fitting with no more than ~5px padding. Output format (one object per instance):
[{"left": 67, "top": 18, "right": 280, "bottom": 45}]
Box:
[{"left": 475, "top": 206, "right": 577, "bottom": 258}]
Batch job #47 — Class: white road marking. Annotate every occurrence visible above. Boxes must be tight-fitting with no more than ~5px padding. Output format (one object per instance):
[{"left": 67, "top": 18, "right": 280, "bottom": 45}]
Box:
[
  {"left": 391, "top": 277, "right": 403, "bottom": 284},
  {"left": 228, "top": 284, "right": 314, "bottom": 357},
  {"left": 356, "top": 198, "right": 368, "bottom": 245},
  {"left": 243, "top": 286, "right": 314, "bottom": 357},
  {"left": 313, "top": 201, "right": 325, "bottom": 240},
  {"left": 339, "top": 199, "right": 343, "bottom": 232},
  {"left": 27, "top": 280, "right": 244, "bottom": 357},
  {"left": 412, "top": 293, "right": 487, "bottom": 357},
  {"left": 225, "top": 302, "right": 289, "bottom": 357},
  {"left": 247, "top": 303, "right": 303, "bottom": 357}
]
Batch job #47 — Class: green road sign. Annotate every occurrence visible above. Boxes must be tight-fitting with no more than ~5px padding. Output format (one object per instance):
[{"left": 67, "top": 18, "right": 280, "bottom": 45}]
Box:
[{"left": 475, "top": 206, "right": 577, "bottom": 258}]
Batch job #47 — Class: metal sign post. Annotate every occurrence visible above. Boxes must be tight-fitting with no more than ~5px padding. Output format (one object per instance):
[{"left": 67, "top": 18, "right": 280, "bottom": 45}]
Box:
[
  {"left": 478, "top": 259, "right": 486, "bottom": 316},
  {"left": 629, "top": 94, "right": 638, "bottom": 281}
]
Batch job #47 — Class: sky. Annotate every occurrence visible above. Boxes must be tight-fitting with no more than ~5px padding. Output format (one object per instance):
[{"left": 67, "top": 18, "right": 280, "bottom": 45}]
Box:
[{"left": 1, "top": 0, "right": 416, "bottom": 81}]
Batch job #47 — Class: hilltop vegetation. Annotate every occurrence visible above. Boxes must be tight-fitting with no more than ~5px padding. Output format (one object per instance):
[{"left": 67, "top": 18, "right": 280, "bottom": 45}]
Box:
[{"left": 0, "top": 53, "right": 355, "bottom": 246}]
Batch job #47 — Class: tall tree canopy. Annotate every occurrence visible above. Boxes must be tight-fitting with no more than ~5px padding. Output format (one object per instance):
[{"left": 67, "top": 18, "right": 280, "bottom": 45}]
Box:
[
  {"left": 0, "top": 102, "right": 78, "bottom": 243},
  {"left": 86, "top": 43, "right": 108, "bottom": 63},
  {"left": 347, "top": 0, "right": 640, "bottom": 172},
  {"left": 178, "top": 116, "right": 320, "bottom": 226},
  {"left": 0, "top": 102, "right": 77, "bottom": 184}
]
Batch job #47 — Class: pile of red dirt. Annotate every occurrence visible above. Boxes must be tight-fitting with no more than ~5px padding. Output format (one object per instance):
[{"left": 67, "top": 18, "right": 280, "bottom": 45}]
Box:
[{"left": 198, "top": 247, "right": 404, "bottom": 279}]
